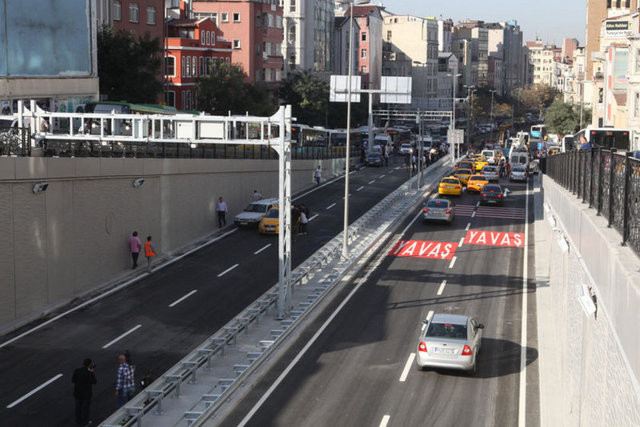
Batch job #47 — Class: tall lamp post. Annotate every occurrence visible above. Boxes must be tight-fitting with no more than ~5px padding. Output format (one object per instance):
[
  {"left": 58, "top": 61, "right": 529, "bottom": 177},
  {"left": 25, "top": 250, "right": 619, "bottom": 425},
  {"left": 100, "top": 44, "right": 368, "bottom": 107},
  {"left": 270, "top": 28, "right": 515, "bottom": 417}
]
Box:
[
  {"left": 489, "top": 89, "right": 497, "bottom": 128},
  {"left": 338, "top": 0, "right": 369, "bottom": 259},
  {"left": 463, "top": 85, "right": 475, "bottom": 150},
  {"left": 449, "top": 72, "right": 462, "bottom": 158}
]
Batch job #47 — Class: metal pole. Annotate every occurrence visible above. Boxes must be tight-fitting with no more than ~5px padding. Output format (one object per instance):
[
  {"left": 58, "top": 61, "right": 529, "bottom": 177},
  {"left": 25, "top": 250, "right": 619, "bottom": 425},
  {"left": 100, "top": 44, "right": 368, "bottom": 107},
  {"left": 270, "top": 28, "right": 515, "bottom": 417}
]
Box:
[
  {"left": 490, "top": 90, "right": 495, "bottom": 128},
  {"left": 451, "top": 74, "right": 457, "bottom": 161},
  {"left": 342, "top": 2, "right": 354, "bottom": 260},
  {"left": 579, "top": 80, "right": 584, "bottom": 129},
  {"left": 417, "top": 110, "right": 422, "bottom": 188},
  {"left": 368, "top": 92, "right": 374, "bottom": 154}
]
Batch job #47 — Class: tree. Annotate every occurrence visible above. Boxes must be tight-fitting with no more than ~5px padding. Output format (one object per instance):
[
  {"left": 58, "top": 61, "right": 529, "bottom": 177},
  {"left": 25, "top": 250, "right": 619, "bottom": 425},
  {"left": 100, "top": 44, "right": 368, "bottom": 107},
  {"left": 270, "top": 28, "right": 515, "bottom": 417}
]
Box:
[
  {"left": 517, "top": 84, "right": 557, "bottom": 119},
  {"left": 196, "top": 62, "right": 274, "bottom": 116},
  {"left": 97, "top": 26, "right": 163, "bottom": 103},
  {"left": 544, "top": 98, "right": 592, "bottom": 135},
  {"left": 279, "top": 71, "right": 330, "bottom": 126}
]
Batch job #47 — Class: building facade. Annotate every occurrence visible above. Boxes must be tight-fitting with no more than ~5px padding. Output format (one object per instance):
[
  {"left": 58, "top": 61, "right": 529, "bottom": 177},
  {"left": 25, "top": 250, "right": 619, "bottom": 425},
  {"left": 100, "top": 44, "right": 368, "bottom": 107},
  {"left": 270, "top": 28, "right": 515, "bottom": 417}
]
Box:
[
  {"left": 165, "top": 9, "right": 232, "bottom": 110},
  {"left": 383, "top": 14, "right": 438, "bottom": 106},
  {"left": 437, "top": 52, "right": 459, "bottom": 110},
  {"left": 192, "top": 0, "right": 284, "bottom": 85},
  {"left": 345, "top": 5, "right": 383, "bottom": 89},
  {"left": 486, "top": 21, "right": 523, "bottom": 95},
  {"left": 332, "top": 16, "right": 360, "bottom": 75},
  {"left": 438, "top": 19, "right": 453, "bottom": 53}
]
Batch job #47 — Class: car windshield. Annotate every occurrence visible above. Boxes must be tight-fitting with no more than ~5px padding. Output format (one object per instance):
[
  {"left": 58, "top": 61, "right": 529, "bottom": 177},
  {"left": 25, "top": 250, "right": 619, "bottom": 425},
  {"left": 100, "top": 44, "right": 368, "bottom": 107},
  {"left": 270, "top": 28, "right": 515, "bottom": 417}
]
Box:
[
  {"left": 484, "top": 185, "right": 501, "bottom": 193},
  {"left": 367, "top": 153, "right": 381, "bottom": 158},
  {"left": 483, "top": 167, "right": 497, "bottom": 172},
  {"left": 458, "top": 162, "right": 473, "bottom": 168},
  {"left": 470, "top": 176, "right": 487, "bottom": 181},
  {"left": 427, "top": 199, "right": 450, "bottom": 208},
  {"left": 401, "top": 144, "right": 411, "bottom": 148},
  {"left": 426, "top": 322, "right": 467, "bottom": 340},
  {"left": 442, "top": 179, "right": 459, "bottom": 184},
  {"left": 456, "top": 169, "right": 472, "bottom": 175},
  {"left": 513, "top": 166, "right": 526, "bottom": 172},
  {"left": 265, "top": 209, "right": 279, "bottom": 218},
  {"left": 245, "top": 203, "right": 268, "bottom": 213}
]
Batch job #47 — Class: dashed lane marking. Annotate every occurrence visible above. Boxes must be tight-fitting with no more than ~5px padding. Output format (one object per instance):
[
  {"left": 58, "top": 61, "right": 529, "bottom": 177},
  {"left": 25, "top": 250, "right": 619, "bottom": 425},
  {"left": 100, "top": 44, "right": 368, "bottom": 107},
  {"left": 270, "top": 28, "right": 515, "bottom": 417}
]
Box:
[
  {"left": 326, "top": 203, "right": 337, "bottom": 210},
  {"left": 169, "top": 290, "right": 198, "bottom": 308},
  {"left": 465, "top": 222, "right": 471, "bottom": 231},
  {"left": 356, "top": 186, "right": 365, "bottom": 192},
  {"left": 6, "top": 374, "right": 63, "bottom": 409},
  {"left": 217, "top": 263, "right": 239, "bottom": 277},
  {"left": 380, "top": 415, "right": 391, "bottom": 427},
  {"left": 448, "top": 256, "right": 457, "bottom": 269},
  {"left": 422, "top": 310, "right": 434, "bottom": 331},
  {"left": 309, "top": 214, "right": 319, "bottom": 221},
  {"left": 437, "top": 280, "right": 447, "bottom": 296},
  {"left": 254, "top": 244, "right": 272, "bottom": 255},
  {"left": 103, "top": 324, "right": 142, "bottom": 349},
  {"left": 399, "top": 353, "right": 415, "bottom": 382},
  {"left": 368, "top": 180, "right": 376, "bottom": 184}
]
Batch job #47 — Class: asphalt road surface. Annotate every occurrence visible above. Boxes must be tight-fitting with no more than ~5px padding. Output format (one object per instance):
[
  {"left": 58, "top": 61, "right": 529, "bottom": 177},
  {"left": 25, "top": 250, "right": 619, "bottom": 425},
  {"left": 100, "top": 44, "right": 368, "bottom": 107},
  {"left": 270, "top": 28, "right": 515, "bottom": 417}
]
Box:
[
  {"left": 220, "top": 174, "right": 540, "bottom": 427},
  {"left": 0, "top": 155, "right": 423, "bottom": 426}
]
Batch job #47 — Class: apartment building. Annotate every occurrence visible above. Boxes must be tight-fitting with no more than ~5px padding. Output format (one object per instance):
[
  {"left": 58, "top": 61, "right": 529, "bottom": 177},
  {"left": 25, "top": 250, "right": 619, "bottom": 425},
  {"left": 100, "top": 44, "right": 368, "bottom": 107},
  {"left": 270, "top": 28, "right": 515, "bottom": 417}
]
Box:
[
  {"left": 486, "top": 21, "right": 523, "bottom": 96},
  {"left": 192, "top": 0, "right": 284, "bottom": 85},
  {"left": 332, "top": 16, "right": 360, "bottom": 75},
  {"left": 454, "top": 21, "right": 489, "bottom": 88}
]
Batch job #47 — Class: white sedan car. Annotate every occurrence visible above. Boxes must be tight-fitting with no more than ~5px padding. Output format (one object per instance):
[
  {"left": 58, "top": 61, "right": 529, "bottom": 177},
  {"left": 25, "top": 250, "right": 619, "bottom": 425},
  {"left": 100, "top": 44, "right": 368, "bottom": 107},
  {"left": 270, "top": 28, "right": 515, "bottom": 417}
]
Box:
[
  {"left": 416, "top": 313, "right": 484, "bottom": 374},
  {"left": 399, "top": 143, "right": 413, "bottom": 155}
]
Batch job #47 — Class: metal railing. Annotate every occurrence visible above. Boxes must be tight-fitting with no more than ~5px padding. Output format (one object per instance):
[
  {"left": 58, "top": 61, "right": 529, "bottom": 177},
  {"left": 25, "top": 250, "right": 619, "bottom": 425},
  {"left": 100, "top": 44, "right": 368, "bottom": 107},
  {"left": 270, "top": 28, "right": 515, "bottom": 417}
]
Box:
[
  {"left": 547, "top": 148, "right": 640, "bottom": 256},
  {"left": 0, "top": 127, "right": 30, "bottom": 156}
]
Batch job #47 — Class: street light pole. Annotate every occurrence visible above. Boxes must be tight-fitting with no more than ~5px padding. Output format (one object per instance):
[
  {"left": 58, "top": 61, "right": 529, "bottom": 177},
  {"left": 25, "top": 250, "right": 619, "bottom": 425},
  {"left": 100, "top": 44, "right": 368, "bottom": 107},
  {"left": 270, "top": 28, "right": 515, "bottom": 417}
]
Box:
[{"left": 489, "top": 89, "right": 496, "bottom": 128}]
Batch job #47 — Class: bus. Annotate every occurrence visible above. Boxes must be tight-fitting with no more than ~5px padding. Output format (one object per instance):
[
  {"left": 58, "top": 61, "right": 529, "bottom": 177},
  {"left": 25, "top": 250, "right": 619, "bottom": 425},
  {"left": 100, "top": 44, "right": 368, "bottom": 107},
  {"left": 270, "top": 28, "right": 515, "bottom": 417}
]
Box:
[{"left": 574, "top": 127, "right": 631, "bottom": 151}]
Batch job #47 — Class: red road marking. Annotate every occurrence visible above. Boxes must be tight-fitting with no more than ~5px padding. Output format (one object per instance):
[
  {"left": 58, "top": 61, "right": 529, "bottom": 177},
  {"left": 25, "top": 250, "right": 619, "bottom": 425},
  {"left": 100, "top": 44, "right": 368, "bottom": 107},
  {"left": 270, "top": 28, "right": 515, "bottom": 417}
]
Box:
[
  {"left": 388, "top": 240, "right": 458, "bottom": 260},
  {"left": 463, "top": 230, "right": 524, "bottom": 248}
]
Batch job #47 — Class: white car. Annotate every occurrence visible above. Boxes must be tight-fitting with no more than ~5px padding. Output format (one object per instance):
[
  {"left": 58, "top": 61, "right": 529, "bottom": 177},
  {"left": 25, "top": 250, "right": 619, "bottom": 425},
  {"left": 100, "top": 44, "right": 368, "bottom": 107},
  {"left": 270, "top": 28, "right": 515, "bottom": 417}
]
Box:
[
  {"left": 509, "top": 166, "right": 527, "bottom": 182},
  {"left": 400, "top": 143, "right": 413, "bottom": 154},
  {"left": 234, "top": 198, "right": 278, "bottom": 227},
  {"left": 416, "top": 313, "right": 484, "bottom": 373}
]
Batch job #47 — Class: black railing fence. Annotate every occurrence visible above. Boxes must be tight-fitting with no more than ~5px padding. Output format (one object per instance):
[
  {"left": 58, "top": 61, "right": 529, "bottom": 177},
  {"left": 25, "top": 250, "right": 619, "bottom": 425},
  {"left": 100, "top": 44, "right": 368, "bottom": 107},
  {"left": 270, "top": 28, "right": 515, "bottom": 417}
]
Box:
[{"left": 547, "top": 148, "right": 640, "bottom": 256}]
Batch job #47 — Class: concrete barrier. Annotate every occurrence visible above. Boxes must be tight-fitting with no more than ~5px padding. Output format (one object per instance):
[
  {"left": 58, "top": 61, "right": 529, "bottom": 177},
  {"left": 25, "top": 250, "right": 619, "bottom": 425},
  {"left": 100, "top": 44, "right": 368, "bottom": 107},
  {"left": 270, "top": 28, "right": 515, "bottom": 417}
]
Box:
[
  {"left": 536, "top": 174, "right": 640, "bottom": 426},
  {"left": 0, "top": 157, "right": 345, "bottom": 331}
]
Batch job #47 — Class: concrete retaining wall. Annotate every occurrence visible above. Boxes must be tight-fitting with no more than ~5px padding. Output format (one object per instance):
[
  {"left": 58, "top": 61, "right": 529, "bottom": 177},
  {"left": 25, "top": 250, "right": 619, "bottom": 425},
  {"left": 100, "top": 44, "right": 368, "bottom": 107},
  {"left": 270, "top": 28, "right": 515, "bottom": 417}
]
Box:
[
  {"left": 0, "top": 157, "right": 345, "bottom": 331},
  {"left": 537, "top": 174, "right": 640, "bottom": 426}
]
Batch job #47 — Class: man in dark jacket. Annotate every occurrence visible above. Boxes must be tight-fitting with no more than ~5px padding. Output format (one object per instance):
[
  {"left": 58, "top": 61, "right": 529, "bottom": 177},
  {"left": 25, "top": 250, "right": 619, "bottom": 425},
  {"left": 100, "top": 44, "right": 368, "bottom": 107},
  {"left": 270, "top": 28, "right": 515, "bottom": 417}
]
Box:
[{"left": 72, "top": 358, "right": 97, "bottom": 426}]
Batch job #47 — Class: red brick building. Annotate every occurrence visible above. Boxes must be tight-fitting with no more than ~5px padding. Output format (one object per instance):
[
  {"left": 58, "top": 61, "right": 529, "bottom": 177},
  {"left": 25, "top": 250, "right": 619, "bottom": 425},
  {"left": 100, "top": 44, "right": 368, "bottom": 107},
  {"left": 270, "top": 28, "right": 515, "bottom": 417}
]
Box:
[
  {"left": 111, "top": 0, "right": 164, "bottom": 40},
  {"left": 192, "top": 0, "right": 284, "bottom": 86},
  {"left": 165, "top": 4, "right": 232, "bottom": 110}
]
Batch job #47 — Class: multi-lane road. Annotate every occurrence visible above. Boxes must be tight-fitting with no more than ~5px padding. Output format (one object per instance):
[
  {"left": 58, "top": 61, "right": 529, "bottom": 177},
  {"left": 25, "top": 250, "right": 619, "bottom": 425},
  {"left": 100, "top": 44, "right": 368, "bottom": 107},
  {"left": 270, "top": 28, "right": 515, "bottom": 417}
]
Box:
[
  {"left": 219, "top": 173, "right": 540, "bottom": 427},
  {"left": 0, "top": 156, "right": 418, "bottom": 426}
]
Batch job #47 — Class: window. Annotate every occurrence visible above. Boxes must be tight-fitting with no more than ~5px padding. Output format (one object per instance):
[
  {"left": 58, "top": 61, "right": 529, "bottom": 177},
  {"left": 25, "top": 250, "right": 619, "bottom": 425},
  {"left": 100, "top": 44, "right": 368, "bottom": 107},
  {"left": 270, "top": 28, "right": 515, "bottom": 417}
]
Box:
[
  {"left": 165, "top": 57, "right": 175, "bottom": 76},
  {"left": 200, "top": 57, "right": 205, "bottom": 76},
  {"left": 290, "top": 0, "right": 296, "bottom": 12},
  {"left": 165, "top": 91, "right": 175, "bottom": 107},
  {"left": 268, "top": 14, "right": 274, "bottom": 28},
  {"left": 361, "top": 49, "right": 367, "bottom": 59},
  {"left": 361, "top": 32, "right": 367, "bottom": 42},
  {"left": 201, "top": 31, "right": 205, "bottom": 45},
  {"left": 255, "top": 70, "right": 261, "bottom": 81},
  {"left": 113, "top": 1, "right": 121, "bottom": 20},
  {"left": 221, "top": 12, "right": 229, "bottom": 22},
  {"left": 265, "top": 42, "right": 272, "bottom": 55},
  {"left": 192, "top": 56, "right": 197, "bottom": 77},
  {"left": 129, "top": 3, "right": 139, "bottom": 23},
  {"left": 206, "top": 31, "right": 210, "bottom": 46},
  {"left": 636, "top": 49, "right": 640, "bottom": 72},
  {"left": 233, "top": 12, "right": 240, "bottom": 22},
  {"left": 635, "top": 92, "right": 640, "bottom": 117},
  {"left": 185, "top": 91, "right": 192, "bottom": 110},
  {"left": 185, "top": 56, "right": 191, "bottom": 77},
  {"left": 233, "top": 39, "right": 241, "bottom": 49},
  {"left": 386, "top": 30, "right": 391, "bottom": 41},
  {"left": 276, "top": 15, "right": 283, "bottom": 29},
  {"left": 361, "top": 66, "right": 367, "bottom": 73},
  {"left": 146, "top": 6, "right": 156, "bottom": 25}
]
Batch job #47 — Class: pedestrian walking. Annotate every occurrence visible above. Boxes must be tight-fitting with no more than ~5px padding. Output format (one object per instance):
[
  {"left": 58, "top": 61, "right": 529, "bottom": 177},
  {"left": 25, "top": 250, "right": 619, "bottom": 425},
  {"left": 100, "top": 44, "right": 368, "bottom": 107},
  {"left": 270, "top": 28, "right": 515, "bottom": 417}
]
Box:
[
  {"left": 291, "top": 205, "right": 301, "bottom": 234},
  {"left": 144, "top": 236, "right": 156, "bottom": 272},
  {"left": 128, "top": 231, "right": 142, "bottom": 269},
  {"left": 216, "top": 196, "right": 228, "bottom": 227},
  {"left": 314, "top": 166, "right": 322, "bottom": 186},
  {"left": 251, "top": 190, "right": 263, "bottom": 201},
  {"left": 115, "top": 354, "right": 135, "bottom": 408},
  {"left": 300, "top": 209, "right": 308, "bottom": 234},
  {"left": 72, "top": 358, "right": 97, "bottom": 427},
  {"left": 384, "top": 151, "right": 389, "bottom": 167}
]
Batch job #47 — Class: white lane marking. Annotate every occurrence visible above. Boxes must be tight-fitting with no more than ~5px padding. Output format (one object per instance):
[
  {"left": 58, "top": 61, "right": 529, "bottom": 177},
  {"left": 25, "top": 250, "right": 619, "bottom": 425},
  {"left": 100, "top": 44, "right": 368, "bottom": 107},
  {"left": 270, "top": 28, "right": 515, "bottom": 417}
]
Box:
[
  {"left": 459, "top": 237, "right": 464, "bottom": 247},
  {"left": 379, "top": 175, "right": 386, "bottom": 179},
  {"left": 399, "top": 353, "right": 416, "bottom": 382},
  {"left": 380, "top": 415, "right": 391, "bottom": 427},
  {"left": 218, "top": 263, "right": 239, "bottom": 277},
  {"left": 476, "top": 201, "right": 480, "bottom": 207},
  {"left": 103, "top": 324, "right": 142, "bottom": 349},
  {"left": 292, "top": 171, "right": 357, "bottom": 201},
  {"left": 238, "top": 229, "right": 395, "bottom": 427},
  {"left": 422, "top": 310, "right": 434, "bottom": 331},
  {"left": 437, "top": 280, "right": 447, "bottom": 296},
  {"left": 368, "top": 180, "right": 376, "bottom": 184},
  {"left": 342, "top": 194, "right": 352, "bottom": 199},
  {"left": 471, "top": 211, "right": 477, "bottom": 218},
  {"left": 356, "top": 186, "right": 365, "bottom": 192},
  {"left": 309, "top": 214, "right": 319, "bottom": 222},
  {"left": 0, "top": 228, "right": 238, "bottom": 349},
  {"left": 389, "top": 169, "right": 394, "bottom": 173},
  {"left": 6, "top": 374, "right": 63, "bottom": 409},
  {"left": 326, "top": 203, "right": 337, "bottom": 210},
  {"left": 168, "top": 290, "right": 198, "bottom": 308},
  {"left": 518, "top": 178, "right": 530, "bottom": 427},
  {"left": 254, "top": 243, "right": 272, "bottom": 255},
  {"left": 465, "top": 222, "right": 471, "bottom": 231},
  {"left": 448, "top": 256, "right": 457, "bottom": 269}
]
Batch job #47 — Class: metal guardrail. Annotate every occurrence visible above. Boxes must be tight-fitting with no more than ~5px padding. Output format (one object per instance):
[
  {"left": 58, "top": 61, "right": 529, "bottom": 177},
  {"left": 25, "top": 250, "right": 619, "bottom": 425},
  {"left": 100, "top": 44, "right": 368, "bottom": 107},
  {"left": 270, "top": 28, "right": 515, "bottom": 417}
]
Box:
[
  {"left": 0, "top": 127, "right": 30, "bottom": 156},
  {"left": 547, "top": 148, "right": 640, "bottom": 256},
  {"left": 100, "top": 156, "right": 453, "bottom": 427}
]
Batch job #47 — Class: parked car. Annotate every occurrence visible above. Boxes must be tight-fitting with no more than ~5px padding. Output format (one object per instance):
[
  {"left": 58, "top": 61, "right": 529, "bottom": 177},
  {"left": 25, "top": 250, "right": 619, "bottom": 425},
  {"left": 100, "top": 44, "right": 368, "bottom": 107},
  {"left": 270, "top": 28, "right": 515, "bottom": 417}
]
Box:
[
  {"left": 234, "top": 198, "right": 278, "bottom": 227},
  {"left": 416, "top": 313, "right": 484, "bottom": 373},
  {"left": 423, "top": 198, "right": 455, "bottom": 224}
]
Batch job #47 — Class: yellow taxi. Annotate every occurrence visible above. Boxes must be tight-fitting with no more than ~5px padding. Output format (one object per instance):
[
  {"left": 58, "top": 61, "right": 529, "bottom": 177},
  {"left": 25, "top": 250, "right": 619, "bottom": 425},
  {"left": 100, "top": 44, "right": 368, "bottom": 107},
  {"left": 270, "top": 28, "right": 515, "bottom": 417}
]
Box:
[
  {"left": 453, "top": 168, "right": 473, "bottom": 185},
  {"left": 258, "top": 207, "right": 280, "bottom": 234},
  {"left": 456, "top": 160, "right": 475, "bottom": 171},
  {"left": 467, "top": 174, "right": 489, "bottom": 192},
  {"left": 548, "top": 146, "right": 560, "bottom": 156},
  {"left": 472, "top": 157, "right": 489, "bottom": 171},
  {"left": 438, "top": 176, "right": 463, "bottom": 196}
]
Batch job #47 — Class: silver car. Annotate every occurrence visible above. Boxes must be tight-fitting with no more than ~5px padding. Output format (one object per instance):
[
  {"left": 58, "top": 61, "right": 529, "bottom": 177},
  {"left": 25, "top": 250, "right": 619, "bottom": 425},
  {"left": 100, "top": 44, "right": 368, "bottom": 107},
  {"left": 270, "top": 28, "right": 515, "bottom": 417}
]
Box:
[
  {"left": 416, "top": 313, "right": 484, "bottom": 373},
  {"left": 422, "top": 198, "right": 455, "bottom": 224},
  {"left": 509, "top": 165, "right": 527, "bottom": 182},
  {"left": 481, "top": 165, "right": 499, "bottom": 181}
]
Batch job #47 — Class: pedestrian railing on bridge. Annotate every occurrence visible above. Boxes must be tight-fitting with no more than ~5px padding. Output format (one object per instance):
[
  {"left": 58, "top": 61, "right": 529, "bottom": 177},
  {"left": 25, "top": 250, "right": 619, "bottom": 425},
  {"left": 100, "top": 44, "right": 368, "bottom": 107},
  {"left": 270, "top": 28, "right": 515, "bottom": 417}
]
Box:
[{"left": 546, "top": 148, "right": 640, "bottom": 256}]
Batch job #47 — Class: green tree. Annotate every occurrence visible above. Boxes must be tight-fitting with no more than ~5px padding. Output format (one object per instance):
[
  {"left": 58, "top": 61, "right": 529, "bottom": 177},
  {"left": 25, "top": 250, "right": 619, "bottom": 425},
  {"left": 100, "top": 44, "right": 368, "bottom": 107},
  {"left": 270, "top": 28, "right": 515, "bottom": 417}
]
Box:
[
  {"left": 280, "top": 71, "right": 330, "bottom": 126},
  {"left": 544, "top": 98, "right": 592, "bottom": 135},
  {"left": 517, "top": 83, "right": 557, "bottom": 119},
  {"left": 196, "top": 62, "right": 274, "bottom": 116},
  {"left": 97, "top": 25, "right": 163, "bottom": 103}
]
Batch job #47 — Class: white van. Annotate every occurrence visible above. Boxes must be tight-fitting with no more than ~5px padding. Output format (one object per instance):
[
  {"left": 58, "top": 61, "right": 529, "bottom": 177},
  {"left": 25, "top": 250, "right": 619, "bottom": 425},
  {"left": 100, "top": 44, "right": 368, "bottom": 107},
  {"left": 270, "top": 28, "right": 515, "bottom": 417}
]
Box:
[
  {"left": 481, "top": 149, "right": 496, "bottom": 164},
  {"left": 509, "top": 149, "right": 529, "bottom": 171}
]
